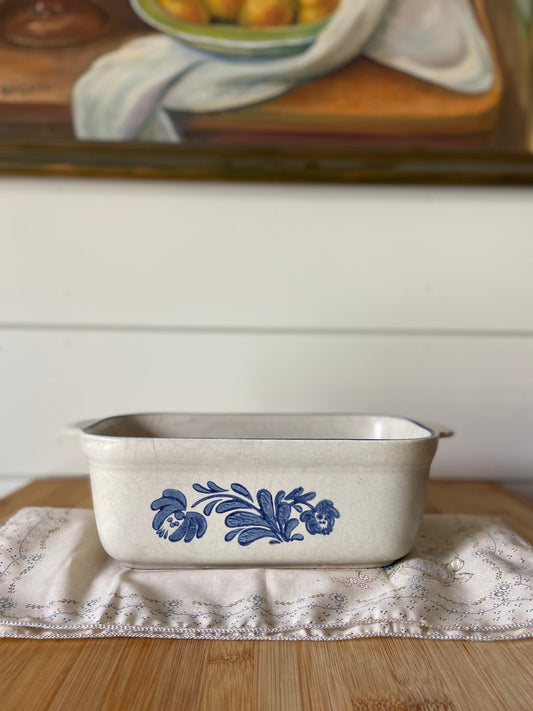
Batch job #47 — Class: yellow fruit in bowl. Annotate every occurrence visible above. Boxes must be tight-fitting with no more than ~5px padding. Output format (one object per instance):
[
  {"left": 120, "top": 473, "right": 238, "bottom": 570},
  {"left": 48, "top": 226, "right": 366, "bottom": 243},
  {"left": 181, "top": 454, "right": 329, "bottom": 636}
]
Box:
[
  {"left": 297, "top": 0, "right": 338, "bottom": 24},
  {"left": 157, "top": 0, "right": 338, "bottom": 26},
  {"left": 159, "top": 0, "right": 211, "bottom": 23},
  {"left": 238, "top": 0, "right": 296, "bottom": 27},
  {"left": 204, "top": 0, "right": 244, "bottom": 21}
]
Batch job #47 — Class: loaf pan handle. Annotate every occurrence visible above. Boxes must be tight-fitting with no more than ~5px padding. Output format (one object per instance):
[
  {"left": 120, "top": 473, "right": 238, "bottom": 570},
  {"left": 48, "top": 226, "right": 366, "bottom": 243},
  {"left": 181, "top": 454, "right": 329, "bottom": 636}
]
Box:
[
  {"left": 64, "top": 419, "right": 98, "bottom": 436},
  {"left": 426, "top": 423, "right": 454, "bottom": 438}
]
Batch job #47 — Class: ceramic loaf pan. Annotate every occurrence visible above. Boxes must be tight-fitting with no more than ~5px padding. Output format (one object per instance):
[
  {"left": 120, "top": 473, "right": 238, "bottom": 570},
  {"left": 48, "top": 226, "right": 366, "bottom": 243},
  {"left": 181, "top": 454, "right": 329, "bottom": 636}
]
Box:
[{"left": 75, "top": 413, "right": 453, "bottom": 569}]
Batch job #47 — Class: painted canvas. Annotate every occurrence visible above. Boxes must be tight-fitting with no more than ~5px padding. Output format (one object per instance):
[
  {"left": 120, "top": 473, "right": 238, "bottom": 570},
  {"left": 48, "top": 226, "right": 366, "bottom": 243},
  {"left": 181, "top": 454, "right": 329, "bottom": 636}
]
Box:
[{"left": 0, "top": 0, "right": 531, "bottom": 181}]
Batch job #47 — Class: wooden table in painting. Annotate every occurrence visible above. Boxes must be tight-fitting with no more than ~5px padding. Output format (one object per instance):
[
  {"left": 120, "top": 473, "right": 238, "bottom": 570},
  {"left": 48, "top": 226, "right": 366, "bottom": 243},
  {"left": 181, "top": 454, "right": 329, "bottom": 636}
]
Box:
[
  {"left": 0, "top": 0, "right": 529, "bottom": 151},
  {"left": 0, "top": 478, "right": 532, "bottom": 711}
]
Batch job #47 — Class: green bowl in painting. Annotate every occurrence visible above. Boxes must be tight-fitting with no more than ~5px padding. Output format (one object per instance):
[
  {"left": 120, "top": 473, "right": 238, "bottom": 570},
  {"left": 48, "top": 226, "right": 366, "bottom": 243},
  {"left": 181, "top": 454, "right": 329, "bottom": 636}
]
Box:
[{"left": 130, "top": 0, "right": 329, "bottom": 57}]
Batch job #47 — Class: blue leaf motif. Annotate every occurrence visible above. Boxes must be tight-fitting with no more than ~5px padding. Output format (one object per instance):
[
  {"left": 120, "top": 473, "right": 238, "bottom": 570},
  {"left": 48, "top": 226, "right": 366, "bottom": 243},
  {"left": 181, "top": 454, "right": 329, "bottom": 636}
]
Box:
[
  {"left": 277, "top": 502, "right": 291, "bottom": 525},
  {"left": 192, "top": 483, "right": 212, "bottom": 494},
  {"left": 225, "top": 511, "right": 267, "bottom": 528},
  {"left": 231, "top": 483, "right": 253, "bottom": 500},
  {"left": 286, "top": 488, "right": 316, "bottom": 504},
  {"left": 207, "top": 481, "right": 226, "bottom": 492},
  {"left": 300, "top": 492, "right": 317, "bottom": 502},
  {"left": 285, "top": 517, "right": 299, "bottom": 539},
  {"left": 287, "top": 487, "right": 303, "bottom": 500},
  {"left": 274, "top": 490, "right": 286, "bottom": 508},
  {"left": 203, "top": 500, "right": 218, "bottom": 516},
  {"left": 224, "top": 529, "right": 242, "bottom": 542},
  {"left": 257, "top": 489, "right": 276, "bottom": 527},
  {"left": 215, "top": 499, "right": 254, "bottom": 514},
  {"left": 238, "top": 528, "right": 278, "bottom": 546}
]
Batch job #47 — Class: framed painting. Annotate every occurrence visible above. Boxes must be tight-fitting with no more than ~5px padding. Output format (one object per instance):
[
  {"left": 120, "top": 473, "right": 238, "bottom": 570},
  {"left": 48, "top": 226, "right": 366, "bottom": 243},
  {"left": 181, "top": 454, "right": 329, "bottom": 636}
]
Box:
[{"left": 0, "top": 0, "right": 531, "bottom": 183}]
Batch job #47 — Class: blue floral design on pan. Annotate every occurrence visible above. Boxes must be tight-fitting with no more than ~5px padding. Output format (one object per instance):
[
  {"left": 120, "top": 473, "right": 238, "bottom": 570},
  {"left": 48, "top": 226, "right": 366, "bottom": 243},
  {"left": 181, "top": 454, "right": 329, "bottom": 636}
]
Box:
[
  {"left": 151, "top": 490, "right": 207, "bottom": 542},
  {"left": 151, "top": 482, "right": 340, "bottom": 546}
]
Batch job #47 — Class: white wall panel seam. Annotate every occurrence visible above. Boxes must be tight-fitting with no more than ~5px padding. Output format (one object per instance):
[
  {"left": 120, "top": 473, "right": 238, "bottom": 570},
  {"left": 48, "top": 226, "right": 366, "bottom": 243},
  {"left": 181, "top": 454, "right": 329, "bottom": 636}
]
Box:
[{"left": 1, "top": 324, "right": 532, "bottom": 338}]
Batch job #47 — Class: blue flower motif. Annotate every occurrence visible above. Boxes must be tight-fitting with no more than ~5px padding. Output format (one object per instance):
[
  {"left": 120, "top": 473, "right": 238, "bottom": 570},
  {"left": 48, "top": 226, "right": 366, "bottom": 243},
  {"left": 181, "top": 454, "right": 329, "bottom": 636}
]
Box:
[
  {"left": 300, "top": 499, "right": 340, "bottom": 536},
  {"left": 151, "top": 489, "right": 207, "bottom": 543}
]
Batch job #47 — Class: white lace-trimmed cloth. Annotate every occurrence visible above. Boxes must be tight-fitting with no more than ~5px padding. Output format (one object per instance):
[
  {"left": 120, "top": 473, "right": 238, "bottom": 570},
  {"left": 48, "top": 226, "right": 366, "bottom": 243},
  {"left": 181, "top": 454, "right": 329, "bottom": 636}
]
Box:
[{"left": 0, "top": 508, "right": 532, "bottom": 641}]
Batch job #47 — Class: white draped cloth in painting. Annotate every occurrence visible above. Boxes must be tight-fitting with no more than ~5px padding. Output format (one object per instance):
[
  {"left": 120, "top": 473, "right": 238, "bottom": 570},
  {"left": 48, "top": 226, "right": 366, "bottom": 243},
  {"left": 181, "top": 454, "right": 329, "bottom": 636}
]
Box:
[{"left": 73, "top": 0, "right": 495, "bottom": 142}]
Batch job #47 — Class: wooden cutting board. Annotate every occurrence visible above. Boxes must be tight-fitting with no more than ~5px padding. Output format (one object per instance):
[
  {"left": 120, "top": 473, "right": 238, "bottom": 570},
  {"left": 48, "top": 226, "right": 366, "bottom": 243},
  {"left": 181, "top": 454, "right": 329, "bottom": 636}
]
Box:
[
  {"left": 0, "top": 0, "right": 502, "bottom": 140},
  {"left": 0, "top": 479, "right": 532, "bottom": 711}
]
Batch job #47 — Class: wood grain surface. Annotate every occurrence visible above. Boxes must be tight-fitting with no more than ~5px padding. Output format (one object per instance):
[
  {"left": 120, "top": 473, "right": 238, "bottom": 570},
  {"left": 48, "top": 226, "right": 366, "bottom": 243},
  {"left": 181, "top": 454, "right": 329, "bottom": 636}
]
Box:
[{"left": 0, "top": 479, "right": 532, "bottom": 711}]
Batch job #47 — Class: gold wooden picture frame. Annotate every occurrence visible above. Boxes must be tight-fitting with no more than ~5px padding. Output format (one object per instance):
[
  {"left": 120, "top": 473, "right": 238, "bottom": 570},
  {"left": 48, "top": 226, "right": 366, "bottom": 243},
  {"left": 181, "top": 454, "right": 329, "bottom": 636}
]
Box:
[{"left": 0, "top": 0, "right": 531, "bottom": 183}]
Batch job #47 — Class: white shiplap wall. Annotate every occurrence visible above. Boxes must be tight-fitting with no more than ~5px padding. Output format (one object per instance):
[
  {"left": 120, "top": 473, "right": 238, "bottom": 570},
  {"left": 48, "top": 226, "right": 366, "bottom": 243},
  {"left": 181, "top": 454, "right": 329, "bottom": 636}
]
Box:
[{"left": 0, "top": 178, "right": 532, "bottom": 499}]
